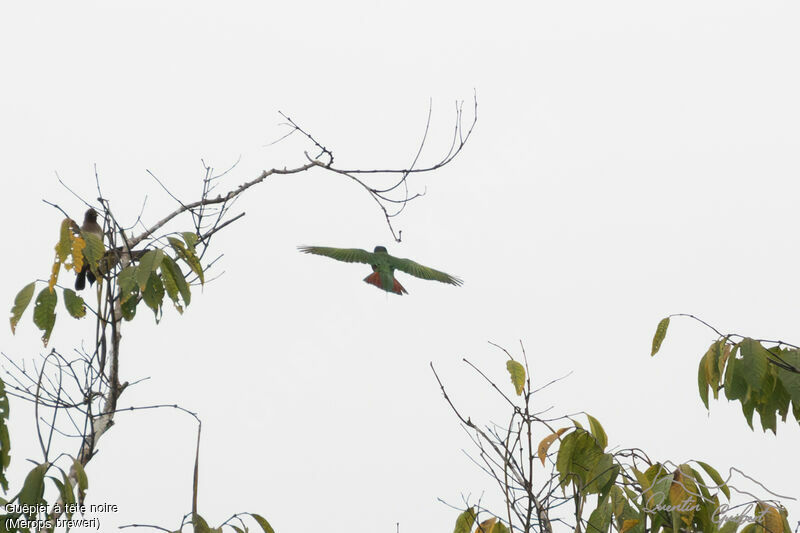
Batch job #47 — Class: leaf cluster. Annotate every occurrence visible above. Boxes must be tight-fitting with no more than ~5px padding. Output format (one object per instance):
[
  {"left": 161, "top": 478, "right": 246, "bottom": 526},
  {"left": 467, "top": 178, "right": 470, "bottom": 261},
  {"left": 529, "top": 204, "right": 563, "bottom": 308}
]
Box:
[
  {"left": 651, "top": 317, "right": 800, "bottom": 433},
  {"left": 9, "top": 218, "right": 205, "bottom": 345}
]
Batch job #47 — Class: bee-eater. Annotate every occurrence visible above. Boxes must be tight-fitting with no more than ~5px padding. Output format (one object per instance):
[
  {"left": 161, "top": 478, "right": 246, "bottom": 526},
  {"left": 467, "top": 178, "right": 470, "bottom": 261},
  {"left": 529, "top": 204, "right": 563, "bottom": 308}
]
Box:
[
  {"left": 298, "top": 245, "right": 462, "bottom": 295},
  {"left": 75, "top": 208, "right": 103, "bottom": 291}
]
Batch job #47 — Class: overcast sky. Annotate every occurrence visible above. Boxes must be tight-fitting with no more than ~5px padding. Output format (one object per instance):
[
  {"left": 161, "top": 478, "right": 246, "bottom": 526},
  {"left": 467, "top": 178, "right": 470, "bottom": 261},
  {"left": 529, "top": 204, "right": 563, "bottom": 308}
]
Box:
[{"left": 2, "top": 2, "right": 799, "bottom": 532}]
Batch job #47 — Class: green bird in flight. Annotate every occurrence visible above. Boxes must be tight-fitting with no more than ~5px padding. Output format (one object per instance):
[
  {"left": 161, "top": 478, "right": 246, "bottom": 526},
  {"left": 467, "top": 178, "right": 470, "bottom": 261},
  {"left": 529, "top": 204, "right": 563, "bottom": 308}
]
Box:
[{"left": 298, "top": 245, "right": 463, "bottom": 295}]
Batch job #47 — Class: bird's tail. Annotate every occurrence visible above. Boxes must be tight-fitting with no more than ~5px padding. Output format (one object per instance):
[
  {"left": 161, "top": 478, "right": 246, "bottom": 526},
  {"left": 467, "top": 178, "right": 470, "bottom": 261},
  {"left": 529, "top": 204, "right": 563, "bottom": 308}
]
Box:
[
  {"left": 75, "top": 265, "right": 97, "bottom": 291},
  {"left": 363, "top": 272, "right": 408, "bottom": 295}
]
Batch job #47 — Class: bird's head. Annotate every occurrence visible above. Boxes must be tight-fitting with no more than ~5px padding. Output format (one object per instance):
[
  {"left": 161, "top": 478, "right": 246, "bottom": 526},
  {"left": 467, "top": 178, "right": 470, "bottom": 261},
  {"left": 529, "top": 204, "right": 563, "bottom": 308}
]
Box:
[
  {"left": 84, "top": 208, "right": 99, "bottom": 222},
  {"left": 374, "top": 246, "right": 388, "bottom": 254}
]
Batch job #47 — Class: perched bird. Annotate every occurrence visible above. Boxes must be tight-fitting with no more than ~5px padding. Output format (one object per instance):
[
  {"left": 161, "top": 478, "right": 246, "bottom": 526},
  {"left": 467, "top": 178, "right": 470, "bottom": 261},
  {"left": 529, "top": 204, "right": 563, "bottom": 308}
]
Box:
[
  {"left": 298, "top": 245, "right": 462, "bottom": 295},
  {"left": 75, "top": 208, "right": 103, "bottom": 291}
]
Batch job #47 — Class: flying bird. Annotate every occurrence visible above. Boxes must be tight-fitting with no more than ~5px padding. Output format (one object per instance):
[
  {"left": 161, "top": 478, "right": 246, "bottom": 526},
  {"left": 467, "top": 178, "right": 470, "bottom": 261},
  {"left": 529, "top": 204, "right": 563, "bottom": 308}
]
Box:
[
  {"left": 298, "top": 245, "right": 462, "bottom": 295},
  {"left": 75, "top": 208, "right": 103, "bottom": 291}
]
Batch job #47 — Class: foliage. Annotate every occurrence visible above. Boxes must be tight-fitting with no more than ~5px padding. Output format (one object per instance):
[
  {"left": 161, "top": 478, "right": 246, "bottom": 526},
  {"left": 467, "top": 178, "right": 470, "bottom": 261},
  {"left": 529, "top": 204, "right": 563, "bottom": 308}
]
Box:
[
  {"left": 438, "top": 344, "right": 794, "bottom": 533},
  {"left": 651, "top": 315, "right": 800, "bottom": 433}
]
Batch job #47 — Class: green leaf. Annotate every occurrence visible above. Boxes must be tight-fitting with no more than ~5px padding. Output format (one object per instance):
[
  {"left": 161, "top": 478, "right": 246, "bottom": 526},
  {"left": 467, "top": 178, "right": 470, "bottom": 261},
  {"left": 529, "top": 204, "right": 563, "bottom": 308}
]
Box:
[
  {"left": 557, "top": 429, "right": 603, "bottom": 489},
  {"left": 588, "top": 501, "right": 612, "bottom": 533},
  {"left": 739, "top": 338, "right": 768, "bottom": 393},
  {"left": 741, "top": 398, "right": 755, "bottom": 430},
  {"left": 62, "top": 288, "right": 86, "bottom": 319},
  {"left": 739, "top": 523, "right": 758, "bottom": 533},
  {"left": 704, "top": 340, "right": 725, "bottom": 399},
  {"left": 608, "top": 485, "right": 624, "bottom": 518},
  {"left": 163, "top": 255, "right": 191, "bottom": 306},
  {"left": 48, "top": 474, "right": 76, "bottom": 519},
  {"left": 143, "top": 272, "right": 165, "bottom": 322},
  {"left": 118, "top": 265, "right": 138, "bottom": 304},
  {"left": 182, "top": 232, "right": 199, "bottom": 252},
  {"left": 9, "top": 282, "right": 35, "bottom": 334},
  {"left": 723, "top": 348, "right": 748, "bottom": 401},
  {"left": 648, "top": 473, "right": 672, "bottom": 511},
  {"left": 137, "top": 249, "right": 165, "bottom": 290},
  {"left": 19, "top": 464, "right": 47, "bottom": 514},
  {"left": 169, "top": 237, "right": 205, "bottom": 285},
  {"left": 82, "top": 231, "right": 105, "bottom": 278},
  {"left": 651, "top": 317, "right": 669, "bottom": 356},
  {"left": 493, "top": 521, "right": 510, "bottom": 533},
  {"left": 775, "top": 348, "right": 800, "bottom": 404},
  {"left": 695, "top": 461, "right": 731, "bottom": 500},
  {"left": 193, "top": 514, "right": 212, "bottom": 533},
  {"left": 718, "top": 520, "right": 740, "bottom": 533},
  {"left": 121, "top": 293, "right": 139, "bottom": 321},
  {"left": 506, "top": 360, "right": 525, "bottom": 396},
  {"left": 688, "top": 467, "right": 711, "bottom": 501},
  {"left": 160, "top": 260, "right": 180, "bottom": 310},
  {"left": 231, "top": 526, "right": 245, "bottom": 533},
  {"left": 585, "top": 413, "right": 608, "bottom": 449},
  {"left": 32, "top": 287, "right": 57, "bottom": 346},
  {"left": 556, "top": 431, "right": 579, "bottom": 486},
  {"left": 452, "top": 507, "right": 476, "bottom": 533},
  {"left": 698, "top": 351, "right": 710, "bottom": 409},
  {"left": 250, "top": 513, "right": 276, "bottom": 533},
  {"left": 60, "top": 473, "right": 76, "bottom": 517},
  {"left": 72, "top": 458, "right": 88, "bottom": 506},
  {"left": 587, "top": 453, "right": 617, "bottom": 495}
]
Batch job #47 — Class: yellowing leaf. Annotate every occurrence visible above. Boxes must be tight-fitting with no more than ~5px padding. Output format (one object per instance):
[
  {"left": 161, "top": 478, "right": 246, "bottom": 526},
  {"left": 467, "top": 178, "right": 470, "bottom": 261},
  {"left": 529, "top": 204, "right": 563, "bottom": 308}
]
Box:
[
  {"left": 169, "top": 236, "right": 205, "bottom": 285},
  {"left": 55, "top": 219, "right": 74, "bottom": 264},
  {"left": 586, "top": 413, "right": 607, "bottom": 449},
  {"left": 537, "top": 427, "right": 569, "bottom": 465},
  {"left": 651, "top": 317, "right": 670, "bottom": 356},
  {"left": 72, "top": 237, "right": 86, "bottom": 273},
  {"left": 755, "top": 502, "right": 782, "bottom": 533},
  {"left": 48, "top": 257, "right": 61, "bottom": 293},
  {"left": 192, "top": 515, "right": 212, "bottom": 533},
  {"left": 668, "top": 468, "right": 697, "bottom": 525},
  {"left": 506, "top": 360, "right": 525, "bottom": 395},
  {"left": 475, "top": 517, "right": 497, "bottom": 533},
  {"left": 250, "top": 513, "right": 275, "bottom": 533},
  {"left": 453, "top": 507, "right": 476, "bottom": 533},
  {"left": 620, "top": 519, "right": 639, "bottom": 533},
  {"left": 10, "top": 282, "right": 35, "bottom": 334}
]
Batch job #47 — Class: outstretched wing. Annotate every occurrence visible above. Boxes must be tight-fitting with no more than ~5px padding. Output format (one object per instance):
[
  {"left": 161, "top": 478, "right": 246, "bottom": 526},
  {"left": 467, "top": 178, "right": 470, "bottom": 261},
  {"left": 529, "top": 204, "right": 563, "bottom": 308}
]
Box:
[
  {"left": 298, "top": 246, "right": 376, "bottom": 265},
  {"left": 388, "top": 256, "right": 463, "bottom": 286}
]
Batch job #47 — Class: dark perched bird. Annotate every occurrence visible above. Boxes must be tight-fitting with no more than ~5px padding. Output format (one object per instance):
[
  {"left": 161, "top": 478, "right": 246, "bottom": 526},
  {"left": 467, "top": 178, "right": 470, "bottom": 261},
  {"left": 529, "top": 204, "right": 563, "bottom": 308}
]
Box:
[
  {"left": 75, "top": 208, "right": 103, "bottom": 291},
  {"left": 298, "top": 245, "right": 463, "bottom": 295}
]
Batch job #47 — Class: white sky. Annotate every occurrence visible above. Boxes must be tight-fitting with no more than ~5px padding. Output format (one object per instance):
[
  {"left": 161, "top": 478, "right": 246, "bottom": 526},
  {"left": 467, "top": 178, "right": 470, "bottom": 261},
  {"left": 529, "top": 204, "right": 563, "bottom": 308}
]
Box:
[{"left": 2, "top": 1, "right": 799, "bottom": 531}]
